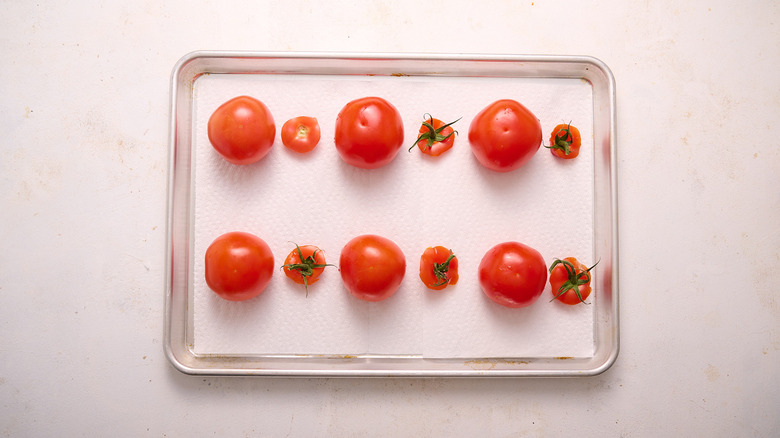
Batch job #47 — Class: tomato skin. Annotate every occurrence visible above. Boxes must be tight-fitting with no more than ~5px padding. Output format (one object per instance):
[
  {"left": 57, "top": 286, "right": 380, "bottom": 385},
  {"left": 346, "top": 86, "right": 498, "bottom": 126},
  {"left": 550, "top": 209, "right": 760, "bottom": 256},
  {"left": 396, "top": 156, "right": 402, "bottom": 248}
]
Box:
[
  {"left": 207, "top": 96, "right": 276, "bottom": 165},
  {"left": 339, "top": 235, "right": 406, "bottom": 301},
  {"left": 281, "top": 116, "right": 321, "bottom": 153},
  {"left": 549, "top": 257, "right": 593, "bottom": 305},
  {"left": 204, "top": 232, "right": 274, "bottom": 301},
  {"left": 334, "top": 97, "right": 405, "bottom": 169},
  {"left": 468, "top": 99, "right": 542, "bottom": 172},
  {"left": 419, "top": 246, "right": 459, "bottom": 290},
  {"left": 478, "top": 242, "right": 547, "bottom": 308},
  {"left": 548, "top": 124, "right": 582, "bottom": 159},
  {"left": 282, "top": 245, "right": 328, "bottom": 285},
  {"left": 413, "top": 117, "right": 457, "bottom": 157}
]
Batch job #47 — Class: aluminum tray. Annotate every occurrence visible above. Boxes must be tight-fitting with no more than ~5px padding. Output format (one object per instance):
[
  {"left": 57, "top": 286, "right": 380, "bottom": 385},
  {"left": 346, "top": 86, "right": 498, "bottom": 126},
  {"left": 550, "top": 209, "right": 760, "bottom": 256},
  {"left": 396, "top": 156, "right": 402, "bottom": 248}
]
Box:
[{"left": 165, "top": 51, "right": 619, "bottom": 377}]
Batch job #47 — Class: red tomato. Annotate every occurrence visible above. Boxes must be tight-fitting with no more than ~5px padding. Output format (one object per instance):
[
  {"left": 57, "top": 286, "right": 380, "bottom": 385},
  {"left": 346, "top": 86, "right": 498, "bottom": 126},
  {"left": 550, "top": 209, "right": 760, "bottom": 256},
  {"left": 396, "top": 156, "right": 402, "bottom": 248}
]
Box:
[
  {"left": 207, "top": 96, "right": 276, "bottom": 165},
  {"left": 204, "top": 231, "right": 274, "bottom": 301},
  {"left": 282, "top": 244, "right": 332, "bottom": 295},
  {"left": 334, "top": 97, "right": 404, "bottom": 169},
  {"left": 339, "top": 235, "right": 406, "bottom": 301},
  {"left": 549, "top": 257, "right": 597, "bottom": 305},
  {"left": 418, "top": 246, "right": 459, "bottom": 290},
  {"left": 468, "top": 99, "right": 542, "bottom": 172},
  {"left": 281, "top": 116, "right": 321, "bottom": 153},
  {"left": 478, "top": 241, "right": 547, "bottom": 308},
  {"left": 409, "top": 115, "right": 460, "bottom": 157},
  {"left": 546, "top": 123, "right": 582, "bottom": 159}
]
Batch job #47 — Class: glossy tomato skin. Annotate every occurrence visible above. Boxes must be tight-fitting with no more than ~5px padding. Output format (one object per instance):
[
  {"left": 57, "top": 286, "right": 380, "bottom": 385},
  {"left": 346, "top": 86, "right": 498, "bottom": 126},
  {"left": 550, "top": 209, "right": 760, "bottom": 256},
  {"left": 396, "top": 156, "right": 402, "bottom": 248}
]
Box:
[
  {"left": 549, "top": 257, "right": 592, "bottom": 305},
  {"left": 334, "top": 97, "right": 404, "bottom": 169},
  {"left": 204, "top": 231, "right": 274, "bottom": 301},
  {"left": 281, "top": 116, "right": 321, "bottom": 153},
  {"left": 468, "top": 99, "right": 542, "bottom": 172},
  {"left": 339, "top": 235, "right": 406, "bottom": 301},
  {"left": 282, "top": 245, "right": 328, "bottom": 285},
  {"left": 207, "top": 96, "right": 276, "bottom": 165},
  {"left": 419, "top": 246, "right": 459, "bottom": 290},
  {"left": 478, "top": 241, "right": 547, "bottom": 308},
  {"left": 548, "top": 123, "right": 582, "bottom": 159}
]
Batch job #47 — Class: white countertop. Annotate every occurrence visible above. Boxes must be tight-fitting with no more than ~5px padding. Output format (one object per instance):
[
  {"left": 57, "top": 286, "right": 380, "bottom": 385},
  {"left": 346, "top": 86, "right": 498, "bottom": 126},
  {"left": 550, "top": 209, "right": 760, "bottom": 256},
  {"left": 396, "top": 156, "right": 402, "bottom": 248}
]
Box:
[{"left": 2, "top": 1, "right": 778, "bottom": 436}]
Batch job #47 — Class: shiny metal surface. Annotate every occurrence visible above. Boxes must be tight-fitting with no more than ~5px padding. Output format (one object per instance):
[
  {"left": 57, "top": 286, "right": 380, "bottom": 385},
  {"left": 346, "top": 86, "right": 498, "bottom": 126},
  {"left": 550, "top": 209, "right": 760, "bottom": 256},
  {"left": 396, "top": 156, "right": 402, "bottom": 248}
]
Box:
[{"left": 165, "top": 51, "right": 618, "bottom": 377}]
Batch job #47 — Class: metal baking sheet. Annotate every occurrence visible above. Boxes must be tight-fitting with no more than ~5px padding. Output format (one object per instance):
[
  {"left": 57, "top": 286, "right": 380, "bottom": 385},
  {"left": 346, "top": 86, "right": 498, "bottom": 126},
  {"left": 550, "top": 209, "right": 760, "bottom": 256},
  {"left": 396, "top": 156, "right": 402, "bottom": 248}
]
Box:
[{"left": 164, "top": 51, "right": 619, "bottom": 377}]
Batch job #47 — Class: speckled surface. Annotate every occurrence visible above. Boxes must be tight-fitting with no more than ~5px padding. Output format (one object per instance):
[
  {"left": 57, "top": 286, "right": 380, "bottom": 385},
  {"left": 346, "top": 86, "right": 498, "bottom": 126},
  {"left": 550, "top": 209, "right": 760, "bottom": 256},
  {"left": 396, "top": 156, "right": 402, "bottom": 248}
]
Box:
[{"left": 189, "top": 73, "right": 595, "bottom": 358}]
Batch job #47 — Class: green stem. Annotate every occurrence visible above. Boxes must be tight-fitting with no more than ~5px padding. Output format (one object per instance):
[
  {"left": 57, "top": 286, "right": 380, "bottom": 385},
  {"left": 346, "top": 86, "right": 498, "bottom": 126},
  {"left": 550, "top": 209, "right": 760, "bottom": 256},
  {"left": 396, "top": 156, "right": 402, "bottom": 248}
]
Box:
[
  {"left": 432, "top": 250, "right": 456, "bottom": 287},
  {"left": 543, "top": 122, "right": 574, "bottom": 155},
  {"left": 548, "top": 258, "right": 598, "bottom": 304},
  {"left": 408, "top": 115, "right": 461, "bottom": 152},
  {"left": 281, "top": 243, "right": 336, "bottom": 296}
]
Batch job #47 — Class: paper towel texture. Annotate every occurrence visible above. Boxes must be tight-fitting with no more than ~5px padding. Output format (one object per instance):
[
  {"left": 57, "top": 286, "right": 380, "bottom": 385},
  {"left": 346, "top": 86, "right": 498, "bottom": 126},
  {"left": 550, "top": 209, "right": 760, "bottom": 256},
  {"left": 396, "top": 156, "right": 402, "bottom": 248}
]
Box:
[{"left": 191, "top": 73, "right": 595, "bottom": 358}]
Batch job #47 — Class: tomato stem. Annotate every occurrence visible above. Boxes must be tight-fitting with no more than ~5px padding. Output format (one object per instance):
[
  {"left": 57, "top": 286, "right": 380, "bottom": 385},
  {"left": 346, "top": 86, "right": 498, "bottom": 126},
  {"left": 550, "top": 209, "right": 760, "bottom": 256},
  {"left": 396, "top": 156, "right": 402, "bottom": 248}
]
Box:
[
  {"left": 544, "top": 121, "right": 574, "bottom": 155},
  {"left": 432, "top": 250, "right": 456, "bottom": 287},
  {"left": 408, "top": 114, "right": 461, "bottom": 152},
  {"left": 548, "top": 258, "right": 599, "bottom": 304},
  {"left": 281, "top": 243, "right": 335, "bottom": 296},
  {"left": 296, "top": 124, "right": 310, "bottom": 138}
]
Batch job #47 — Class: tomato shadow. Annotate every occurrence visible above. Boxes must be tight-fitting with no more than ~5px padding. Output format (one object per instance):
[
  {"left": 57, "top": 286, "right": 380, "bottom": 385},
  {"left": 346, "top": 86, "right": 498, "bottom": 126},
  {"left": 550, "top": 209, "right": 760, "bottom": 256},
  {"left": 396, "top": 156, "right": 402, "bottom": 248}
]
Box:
[
  {"left": 206, "top": 280, "right": 276, "bottom": 323},
  {"left": 480, "top": 292, "right": 540, "bottom": 329},
  {"left": 470, "top": 153, "right": 545, "bottom": 197},
  {"left": 288, "top": 277, "right": 328, "bottom": 298},
  {"left": 336, "top": 283, "right": 372, "bottom": 330},
  {"left": 205, "top": 144, "right": 279, "bottom": 193},
  {"left": 335, "top": 153, "right": 406, "bottom": 198},
  {"left": 336, "top": 152, "right": 403, "bottom": 179},
  {"left": 412, "top": 147, "right": 460, "bottom": 165},
  {"left": 422, "top": 286, "right": 454, "bottom": 305},
  {"left": 280, "top": 141, "right": 326, "bottom": 163}
]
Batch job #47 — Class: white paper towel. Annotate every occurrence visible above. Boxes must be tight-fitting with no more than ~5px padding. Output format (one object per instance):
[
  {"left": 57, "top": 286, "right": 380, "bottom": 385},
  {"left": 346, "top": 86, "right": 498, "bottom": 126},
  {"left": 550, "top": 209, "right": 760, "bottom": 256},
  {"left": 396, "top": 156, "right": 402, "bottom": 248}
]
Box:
[{"left": 191, "top": 73, "right": 595, "bottom": 358}]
